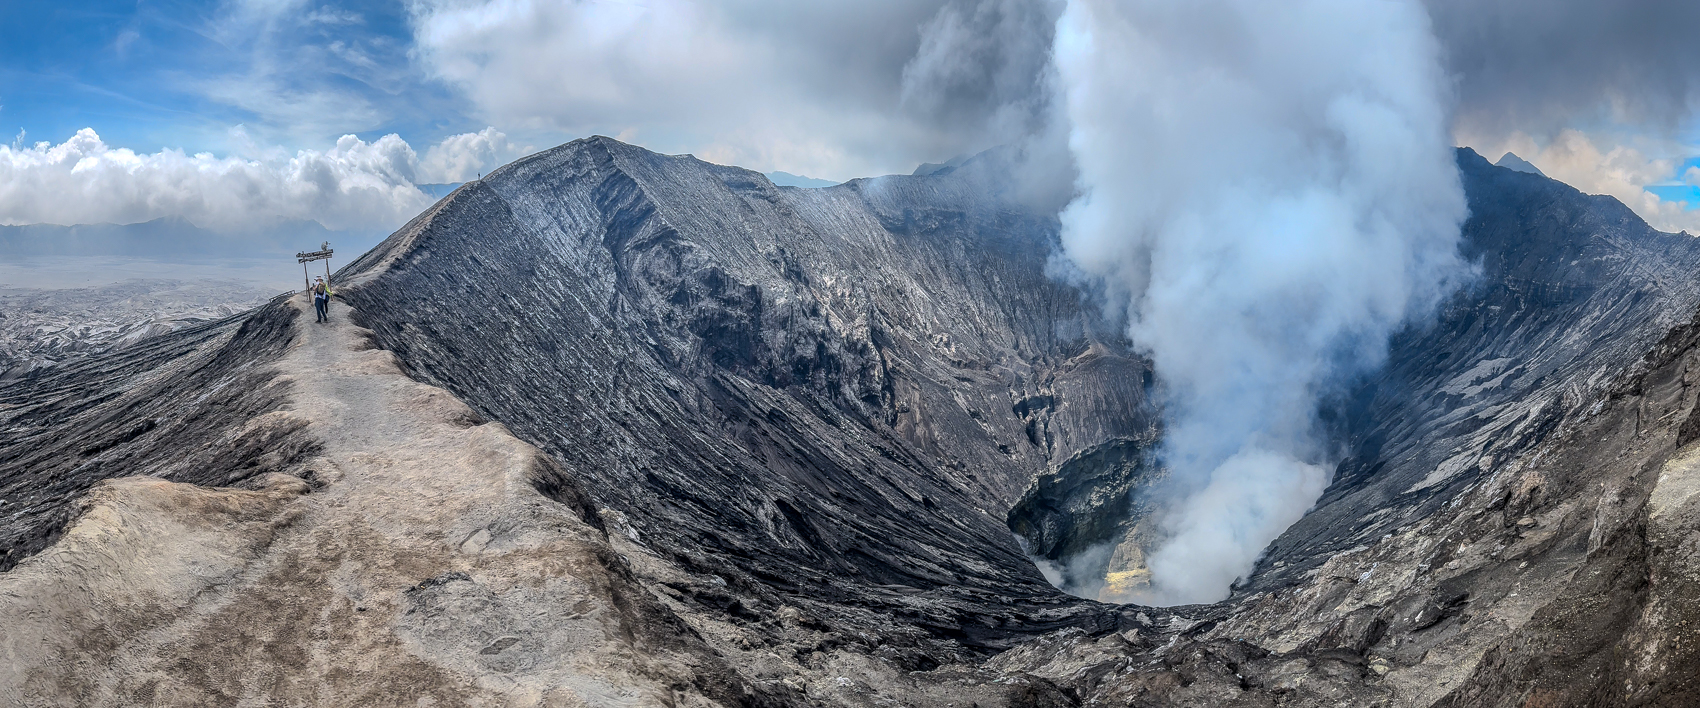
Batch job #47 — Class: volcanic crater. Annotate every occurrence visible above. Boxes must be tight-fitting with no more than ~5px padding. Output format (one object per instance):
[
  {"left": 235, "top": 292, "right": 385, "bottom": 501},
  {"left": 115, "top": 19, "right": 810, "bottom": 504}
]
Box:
[{"left": 3, "top": 137, "right": 1698, "bottom": 706}]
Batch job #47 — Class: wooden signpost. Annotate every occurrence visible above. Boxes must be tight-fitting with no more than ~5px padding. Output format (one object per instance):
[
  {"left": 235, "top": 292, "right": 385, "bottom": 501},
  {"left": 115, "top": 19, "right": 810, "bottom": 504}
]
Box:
[{"left": 297, "top": 242, "right": 334, "bottom": 292}]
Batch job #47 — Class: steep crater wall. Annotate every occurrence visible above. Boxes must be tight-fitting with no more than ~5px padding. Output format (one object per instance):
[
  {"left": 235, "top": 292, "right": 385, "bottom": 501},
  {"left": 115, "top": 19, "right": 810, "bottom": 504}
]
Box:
[
  {"left": 335, "top": 137, "right": 1157, "bottom": 646},
  {"left": 1018, "top": 149, "right": 1700, "bottom": 606},
  {"left": 1248, "top": 149, "right": 1700, "bottom": 591}
]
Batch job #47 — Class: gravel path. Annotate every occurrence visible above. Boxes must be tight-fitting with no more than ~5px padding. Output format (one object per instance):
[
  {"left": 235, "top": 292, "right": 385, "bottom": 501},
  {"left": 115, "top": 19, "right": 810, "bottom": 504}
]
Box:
[{"left": 0, "top": 295, "right": 734, "bottom": 706}]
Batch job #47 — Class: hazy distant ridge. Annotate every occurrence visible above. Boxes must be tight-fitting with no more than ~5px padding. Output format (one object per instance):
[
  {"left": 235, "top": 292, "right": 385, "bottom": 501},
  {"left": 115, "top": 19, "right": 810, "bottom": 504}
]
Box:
[{"left": 0, "top": 217, "right": 379, "bottom": 259}]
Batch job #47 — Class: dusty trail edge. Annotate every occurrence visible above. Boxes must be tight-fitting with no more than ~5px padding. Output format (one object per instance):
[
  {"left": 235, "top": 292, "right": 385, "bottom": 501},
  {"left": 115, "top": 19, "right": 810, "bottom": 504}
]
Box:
[{"left": 0, "top": 295, "right": 749, "bottom": 707}]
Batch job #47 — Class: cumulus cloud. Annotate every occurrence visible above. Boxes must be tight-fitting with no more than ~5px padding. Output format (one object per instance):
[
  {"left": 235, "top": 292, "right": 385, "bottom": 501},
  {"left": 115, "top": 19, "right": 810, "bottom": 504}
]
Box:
[
  {"left": 418, "top": 127, "right": 529, "bottom": 183},
  {"left": 0, "top": 127, "right": 520, "bottom": 232},
  {"left": 406, "top": 0, "right": 1055, "bottom": 179},
  {"left": 1052, "top": 0, "right": 1470, "bottom": 605}
]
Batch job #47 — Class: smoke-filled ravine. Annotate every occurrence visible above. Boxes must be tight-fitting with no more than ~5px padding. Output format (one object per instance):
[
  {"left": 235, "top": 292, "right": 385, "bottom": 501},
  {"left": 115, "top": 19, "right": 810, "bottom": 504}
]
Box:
[{"left": 4, "top": 138, "right": 1700, "bottom": 705}]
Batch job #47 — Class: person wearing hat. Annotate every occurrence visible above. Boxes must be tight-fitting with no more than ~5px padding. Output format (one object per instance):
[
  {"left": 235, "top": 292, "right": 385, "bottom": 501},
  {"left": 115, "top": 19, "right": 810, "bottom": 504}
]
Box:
[{"left": 312, "top": 276, "right": 334, "bottom": 323}]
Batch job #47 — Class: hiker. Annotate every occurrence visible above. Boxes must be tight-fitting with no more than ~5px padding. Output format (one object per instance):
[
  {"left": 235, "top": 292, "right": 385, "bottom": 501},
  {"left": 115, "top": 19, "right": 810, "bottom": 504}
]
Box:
[{"left": 312, "top": 276, "right": 334, "bottom": 323}]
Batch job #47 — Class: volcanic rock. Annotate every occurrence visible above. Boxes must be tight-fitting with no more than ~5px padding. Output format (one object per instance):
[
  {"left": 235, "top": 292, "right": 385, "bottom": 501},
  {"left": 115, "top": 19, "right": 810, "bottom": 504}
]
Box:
[{"left": 3, "top": 138, "right": 1699, "bottom": 705}]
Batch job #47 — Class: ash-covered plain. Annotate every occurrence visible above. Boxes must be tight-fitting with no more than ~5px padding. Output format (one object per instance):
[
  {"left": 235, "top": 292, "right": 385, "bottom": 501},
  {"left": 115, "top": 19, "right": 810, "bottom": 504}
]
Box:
[{"left": 0, "top": 279, "right": 276, "bottom": 380}]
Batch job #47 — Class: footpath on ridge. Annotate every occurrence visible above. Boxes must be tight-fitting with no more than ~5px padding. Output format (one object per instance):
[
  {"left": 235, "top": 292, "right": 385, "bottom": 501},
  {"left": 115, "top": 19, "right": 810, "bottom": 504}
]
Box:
[{"left": 0, "top": 295, "right": 742, "bottom": 706}]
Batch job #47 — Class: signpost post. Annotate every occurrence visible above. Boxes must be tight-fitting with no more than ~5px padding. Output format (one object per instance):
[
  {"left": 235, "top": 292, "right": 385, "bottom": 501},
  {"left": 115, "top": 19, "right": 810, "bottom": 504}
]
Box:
[{"left": 296, "top": 242, "right": 334, "bottom": 293}]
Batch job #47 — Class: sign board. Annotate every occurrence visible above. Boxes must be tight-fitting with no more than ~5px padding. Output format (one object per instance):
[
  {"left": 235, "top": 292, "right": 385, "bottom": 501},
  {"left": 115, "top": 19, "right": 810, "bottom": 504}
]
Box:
[{"left": 296, "top": 242, "right": 334, "bottom": 292}]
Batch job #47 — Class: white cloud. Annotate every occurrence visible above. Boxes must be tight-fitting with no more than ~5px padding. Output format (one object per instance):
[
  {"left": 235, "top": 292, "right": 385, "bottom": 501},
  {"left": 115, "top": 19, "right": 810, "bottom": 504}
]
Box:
[
  {"left": 180, "top": 0, "right": 419, "bottom": 148},
  {"left": 405, "top": 0, "right": 1011, "bottom": 180},
  {"left": 0, "top": 127, "right": 524, "bottom": 232},
  {"left": 418, "top": 127, "right": 528, "bottom": 183}
]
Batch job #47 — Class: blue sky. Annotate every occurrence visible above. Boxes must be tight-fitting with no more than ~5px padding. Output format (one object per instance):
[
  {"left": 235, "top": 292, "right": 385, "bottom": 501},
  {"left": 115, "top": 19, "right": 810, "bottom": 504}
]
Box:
[
  {"left": 1647, "top": 157, "right": 1700, "bottom": 207},
  {"left": 0, "top": 0, "right": 964, "bottom": 175},
  {"left": 0, "top": 0, "right": 989, "bottom": 234},
  {"left": 0, "top": 0, "right": 476, "bottom": 154}
]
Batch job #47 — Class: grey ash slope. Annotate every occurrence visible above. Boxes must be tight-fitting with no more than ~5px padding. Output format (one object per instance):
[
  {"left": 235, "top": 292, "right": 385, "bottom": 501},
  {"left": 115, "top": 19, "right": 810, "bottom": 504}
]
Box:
[
  {"left": 336, "top": 136, "right": 1157, "bottom": 646},
  {"left": 0, "top": 298, "right": 315, "bottom": 571},
  {"left": 1250, "top": 148, "right": 1700, "bottom": 592},
  {"left": 1161, "top": 151, "right": 1700, "bottom": 706}
]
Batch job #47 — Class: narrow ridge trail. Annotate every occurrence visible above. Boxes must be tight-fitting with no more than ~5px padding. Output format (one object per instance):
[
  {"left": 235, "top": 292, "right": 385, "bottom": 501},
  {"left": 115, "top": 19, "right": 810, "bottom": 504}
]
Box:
[{"left": 1, "top": 296, "right": 745, "bottom": 706}]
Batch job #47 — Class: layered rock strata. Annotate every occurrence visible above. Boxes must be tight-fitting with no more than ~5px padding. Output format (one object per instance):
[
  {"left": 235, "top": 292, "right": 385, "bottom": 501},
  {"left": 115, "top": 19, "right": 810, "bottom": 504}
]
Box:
[
  {"left": 334, "top": 137, "right": 1159, "bottom": 649},
  {"left": 0, "top": 298, "right": 312, "bottom": 571}
]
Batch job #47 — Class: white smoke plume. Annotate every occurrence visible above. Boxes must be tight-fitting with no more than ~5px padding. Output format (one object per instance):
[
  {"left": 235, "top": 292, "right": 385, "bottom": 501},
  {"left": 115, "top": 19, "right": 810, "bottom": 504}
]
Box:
[
  {"left": 900, "top": 0, "right": 1063, "bottom": 150},
  {"left": 899, "top": 0, "right": 1078, "bottom": 213},
  {"left": 1052, "top": 0, "right": 1471, "bottom": 605}
]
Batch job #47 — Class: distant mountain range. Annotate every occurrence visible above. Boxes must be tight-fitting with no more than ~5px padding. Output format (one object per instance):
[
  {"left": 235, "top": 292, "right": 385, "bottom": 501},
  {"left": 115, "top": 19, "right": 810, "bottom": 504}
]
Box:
[
  {"left": 0, "top": 216, "right": 383, "bottom": 260},
  {"left": 1495, "top": 151, "right": 1546, "bottom": 177},
  {"left": 764, "top": 170, "right": 839, "bottom": 188}
]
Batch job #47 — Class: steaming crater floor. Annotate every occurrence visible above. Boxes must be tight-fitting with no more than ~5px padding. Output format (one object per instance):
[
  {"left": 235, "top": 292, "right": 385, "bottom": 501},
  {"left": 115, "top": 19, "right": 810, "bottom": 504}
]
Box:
[
  {"left": 1026, "top": 148, "right": 1700, "bottom": 607},
  {"left": 3, "top": 138, "right": 1700, "bottom": 705}
]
